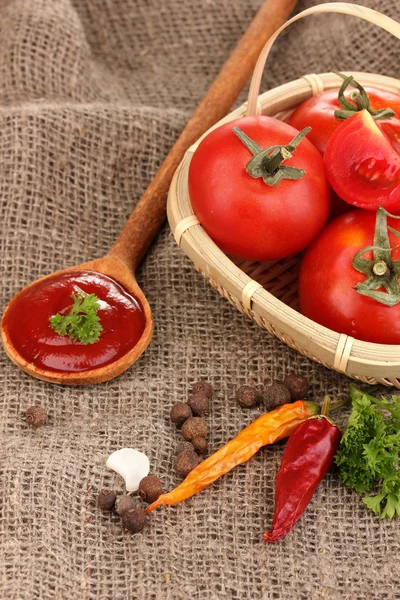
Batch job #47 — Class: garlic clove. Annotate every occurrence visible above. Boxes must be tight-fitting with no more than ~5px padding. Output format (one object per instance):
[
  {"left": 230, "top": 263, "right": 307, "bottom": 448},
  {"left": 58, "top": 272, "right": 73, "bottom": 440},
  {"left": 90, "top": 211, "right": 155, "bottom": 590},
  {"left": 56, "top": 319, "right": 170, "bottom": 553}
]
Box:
[{"left": 106, "top": 448, "right": 150, "bottom": 492}]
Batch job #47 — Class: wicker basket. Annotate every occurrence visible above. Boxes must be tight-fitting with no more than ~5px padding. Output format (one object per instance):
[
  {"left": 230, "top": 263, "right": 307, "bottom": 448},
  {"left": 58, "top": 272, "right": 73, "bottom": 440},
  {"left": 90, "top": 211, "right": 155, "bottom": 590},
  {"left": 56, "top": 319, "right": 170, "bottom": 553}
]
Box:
[{"left": 167, "top": 3, "right": 400, "bottom": 389}]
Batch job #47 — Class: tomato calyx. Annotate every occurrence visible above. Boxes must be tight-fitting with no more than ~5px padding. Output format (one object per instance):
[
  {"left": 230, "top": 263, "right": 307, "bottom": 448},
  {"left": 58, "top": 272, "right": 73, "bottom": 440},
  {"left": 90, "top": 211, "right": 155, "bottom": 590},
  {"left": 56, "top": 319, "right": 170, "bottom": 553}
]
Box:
[
  {"left": 334, "top": 72, "right": 396, "bottom": 122},
  {"left": 352, "top": 207, "right": 400, "bottom": 306},
  {"left": 232, "top": 125, "right": 311, "bottom": 187}
]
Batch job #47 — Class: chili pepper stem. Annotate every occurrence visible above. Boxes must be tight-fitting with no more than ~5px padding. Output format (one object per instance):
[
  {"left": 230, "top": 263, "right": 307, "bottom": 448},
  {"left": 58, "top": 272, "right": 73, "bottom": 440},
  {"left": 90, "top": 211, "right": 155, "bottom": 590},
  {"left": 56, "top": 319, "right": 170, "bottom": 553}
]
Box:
[{"left": 321, "top": 395, "right": 331, "bottom": 417}]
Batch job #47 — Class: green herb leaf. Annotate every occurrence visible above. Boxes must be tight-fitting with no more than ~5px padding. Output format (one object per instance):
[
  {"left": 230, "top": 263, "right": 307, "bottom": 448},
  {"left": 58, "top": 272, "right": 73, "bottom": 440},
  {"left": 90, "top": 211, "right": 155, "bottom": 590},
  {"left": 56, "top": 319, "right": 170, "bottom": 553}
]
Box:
[
  {"left": 49, "top": 292, "right": 103, "bottom": 345},
  {"left": 363, "top": 473, "right": 400, "bottom": 518},
  {"left": 362, "top": 492, "right": 386, "bottom": 515},
  {"left": 335, "top": 384, "right": 400, "bottom": 518}
]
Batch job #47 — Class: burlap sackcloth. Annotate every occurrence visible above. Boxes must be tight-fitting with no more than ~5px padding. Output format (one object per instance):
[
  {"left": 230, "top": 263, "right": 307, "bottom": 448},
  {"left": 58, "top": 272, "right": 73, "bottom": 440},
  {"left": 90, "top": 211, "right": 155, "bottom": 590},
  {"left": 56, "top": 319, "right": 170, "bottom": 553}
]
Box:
[{"left": 1, "top": 0, "right": 400, "bottom": 598}]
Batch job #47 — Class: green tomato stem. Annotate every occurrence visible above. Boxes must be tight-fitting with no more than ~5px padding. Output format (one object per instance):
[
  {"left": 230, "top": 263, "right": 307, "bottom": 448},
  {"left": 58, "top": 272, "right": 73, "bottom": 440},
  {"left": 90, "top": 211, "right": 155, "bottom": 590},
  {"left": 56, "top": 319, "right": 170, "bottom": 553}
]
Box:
[
  {"left": 352, "top": 207, "right": 400, "bottom": 306},
  {"left": 232, "top": 126, "right": 311, "bottom": 187},
  {"left": 334, "top": 72, "right": 395, "bottom": 121}
]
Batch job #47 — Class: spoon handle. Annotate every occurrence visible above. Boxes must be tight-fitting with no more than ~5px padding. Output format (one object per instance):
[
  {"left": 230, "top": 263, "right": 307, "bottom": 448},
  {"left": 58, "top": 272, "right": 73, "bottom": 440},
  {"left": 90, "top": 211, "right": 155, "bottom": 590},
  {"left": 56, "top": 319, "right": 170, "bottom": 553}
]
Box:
[{"left": 108, "top": 0, "right": 298, "bottom": 272}]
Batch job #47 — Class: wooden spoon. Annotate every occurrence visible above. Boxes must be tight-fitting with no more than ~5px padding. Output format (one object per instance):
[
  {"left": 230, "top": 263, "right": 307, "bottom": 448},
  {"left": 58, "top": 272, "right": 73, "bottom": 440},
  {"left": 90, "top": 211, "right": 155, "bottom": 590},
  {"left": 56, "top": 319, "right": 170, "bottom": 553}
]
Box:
[{"left": 1, "top": 0, "right": 298, "bottom": 385}]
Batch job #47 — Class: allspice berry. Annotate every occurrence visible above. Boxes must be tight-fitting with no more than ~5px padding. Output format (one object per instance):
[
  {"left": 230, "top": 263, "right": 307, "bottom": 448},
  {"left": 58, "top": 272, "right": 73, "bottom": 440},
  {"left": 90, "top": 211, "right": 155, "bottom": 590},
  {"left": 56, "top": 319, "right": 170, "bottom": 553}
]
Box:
[
  {"left": 170, "top": 402, "right": 192, "bottom": 427},
  {"left": 121, "top": 508, "right": 147, "bottom": 534},
  {"left": 26, "top": 405, "right": 47, "bottom": 427},
  {"left": 187, "top": 393, "right": 209, "bottom": 416},
  {"left": 264, "top": 383, "right": 292, "bottom": 410},
  {"left": 283, "top": 374, "right": 309, "bottom": 400},
  {"left": 175, "top": 440, "right": 195, "bottom": 455},
  {"left": 115, "top": 494, "right": 136, "bottom": 516},
  {"left": 181, "top": 416, "right": 208, "bottom": 441},
  {"left": 175, "top": 450, "right": 200, "bottom": 478},
  {"left": 192, "top": 381, "right": 213, "bottom": 399},
  {"left": 97, "top": 489, "right": 116, "bottom": 511},
  {"left": 192, "top": 436, "right": 208, "bottom": 455},
  {"left": 235, "top": 385, "right": 262, "bottom": 408},
  {"left": 139, "top": 475, "right": 163, "bottom": 504}
]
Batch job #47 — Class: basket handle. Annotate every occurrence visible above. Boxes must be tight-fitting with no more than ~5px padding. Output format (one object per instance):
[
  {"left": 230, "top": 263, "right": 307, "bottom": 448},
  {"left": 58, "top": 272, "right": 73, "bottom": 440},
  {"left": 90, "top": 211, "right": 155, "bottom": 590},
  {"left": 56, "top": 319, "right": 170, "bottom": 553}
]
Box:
[{"left": 246, "top": 2, "right": 400, "bottom": 116}]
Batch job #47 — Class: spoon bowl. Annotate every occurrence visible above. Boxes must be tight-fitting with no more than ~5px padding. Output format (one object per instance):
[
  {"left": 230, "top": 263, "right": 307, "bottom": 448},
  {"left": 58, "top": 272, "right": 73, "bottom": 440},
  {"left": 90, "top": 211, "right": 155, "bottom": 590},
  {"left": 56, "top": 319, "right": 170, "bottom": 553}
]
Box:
[{"left": 1, "top": 254, "right": 154, "bottom": 384}]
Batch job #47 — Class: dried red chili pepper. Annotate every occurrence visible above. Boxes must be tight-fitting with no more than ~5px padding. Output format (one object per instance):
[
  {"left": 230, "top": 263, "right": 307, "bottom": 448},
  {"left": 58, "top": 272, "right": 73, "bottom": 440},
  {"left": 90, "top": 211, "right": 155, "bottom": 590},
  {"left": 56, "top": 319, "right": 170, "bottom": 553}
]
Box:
[{"left": 263, "top": 396, "right": 342, "bottom": 543}]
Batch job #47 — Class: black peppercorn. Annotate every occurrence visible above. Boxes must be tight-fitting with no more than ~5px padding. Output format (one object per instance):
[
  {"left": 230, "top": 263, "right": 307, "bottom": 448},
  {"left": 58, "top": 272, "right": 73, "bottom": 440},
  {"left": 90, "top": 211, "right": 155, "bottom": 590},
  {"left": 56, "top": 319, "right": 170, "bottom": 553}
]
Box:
[
  {"left": 187, "top": 393, "right": 209, "bottom": 416},
  {"left": 26, "top": 405, "right": 47, "bottom": 427},
  {"left": 235, "top": 385, "right": 262, "bottom": 408},
  {"left": 115, "top": 494, "right": 136, "bottom": 516},
  {"left": 121, "top": 508, "right": 147, "bottom": 534},
  {"left": 264, "top": 383, "right": 292, "bottom": 410},
  {"left": 97, "top": 489, "right": 116, "bottom": 511},
  {"left": 139, "top": 475, "right": 163, "bottom": 504},
  {"left": 175, "top": 440, "right": 195, "bottom": 455},
  {"left": 192, "top": 381, "right": 213, "bottom": 399},
  {"left": 181, "top": 417, "right": 208, "bottom": 441},
  {"left": 175, "top": 450, "right": 200, "bottom": 478},
  {"left": 192, "top": 436, "right": 208, "bottom": 455},
  {"left": 170, "top": 402, "right": 192, "bottom": 426},
  {"left": 283, "top": 374, "right": 309, "bottom": 400}
]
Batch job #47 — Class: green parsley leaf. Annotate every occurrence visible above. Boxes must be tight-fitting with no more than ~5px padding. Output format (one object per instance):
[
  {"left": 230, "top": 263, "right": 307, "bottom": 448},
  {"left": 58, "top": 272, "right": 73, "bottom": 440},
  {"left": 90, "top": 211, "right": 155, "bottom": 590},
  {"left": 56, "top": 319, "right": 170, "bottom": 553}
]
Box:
[
  {"left": 362, "top": 492, "right": 386, "bottom": 515},
  {"left": 363, "top": 473, "right": 400, "bottom": 518},
  {"left": 49, "top": 291, "right": 103, "bottom": 345},
  {"left": 335, "top": 384, "right": 400, "bottom": 518}
]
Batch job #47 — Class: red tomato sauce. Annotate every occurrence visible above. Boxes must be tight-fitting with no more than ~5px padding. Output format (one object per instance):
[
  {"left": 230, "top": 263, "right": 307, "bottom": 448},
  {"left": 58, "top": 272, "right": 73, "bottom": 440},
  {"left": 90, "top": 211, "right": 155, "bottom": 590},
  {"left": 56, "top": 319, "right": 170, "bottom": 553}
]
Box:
[{"left": 3, "top": 271, "right": 146, "bottom": 373}]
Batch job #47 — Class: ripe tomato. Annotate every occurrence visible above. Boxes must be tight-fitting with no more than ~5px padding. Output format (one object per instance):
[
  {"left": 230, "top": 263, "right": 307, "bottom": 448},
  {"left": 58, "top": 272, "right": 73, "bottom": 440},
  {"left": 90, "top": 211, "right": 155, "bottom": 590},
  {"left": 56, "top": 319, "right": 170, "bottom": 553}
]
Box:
[
  {"left": 324, "top": 110, "right": 400, "bottom": 212},
  {"left": 188, "top": 115, "right": 329, "bottom": 262},
  {"left": 298, "top": 209, "right": 400, "bottom": 344},
  {"left": 287, "top": 81, "right": 400, "bottom": 155}
]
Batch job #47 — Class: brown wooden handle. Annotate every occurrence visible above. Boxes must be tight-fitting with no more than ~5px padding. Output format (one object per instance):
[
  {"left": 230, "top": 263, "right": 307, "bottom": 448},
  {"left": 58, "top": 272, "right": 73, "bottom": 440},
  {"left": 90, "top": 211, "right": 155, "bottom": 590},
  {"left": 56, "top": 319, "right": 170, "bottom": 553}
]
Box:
[{"left": 108, "top": 0, "right": 298, "bottom": 272}]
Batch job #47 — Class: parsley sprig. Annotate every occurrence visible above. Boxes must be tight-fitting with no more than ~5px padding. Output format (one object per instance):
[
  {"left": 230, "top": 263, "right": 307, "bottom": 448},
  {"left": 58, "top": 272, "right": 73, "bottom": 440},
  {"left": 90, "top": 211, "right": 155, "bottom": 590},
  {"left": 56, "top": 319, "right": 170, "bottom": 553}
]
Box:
[
  {"left": 49, "top": 291, "right": 103, "bottom": 345},
  {"left": 335, "top": 385, "right": 400, "bottom": 518}
]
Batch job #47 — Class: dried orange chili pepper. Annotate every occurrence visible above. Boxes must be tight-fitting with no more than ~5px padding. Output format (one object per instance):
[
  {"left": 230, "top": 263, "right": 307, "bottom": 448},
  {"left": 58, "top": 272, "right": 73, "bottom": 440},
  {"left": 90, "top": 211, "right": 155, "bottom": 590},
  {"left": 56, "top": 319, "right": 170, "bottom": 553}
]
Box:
[{"left": 146, "top": 400, "right": 319, "bottom": 513}]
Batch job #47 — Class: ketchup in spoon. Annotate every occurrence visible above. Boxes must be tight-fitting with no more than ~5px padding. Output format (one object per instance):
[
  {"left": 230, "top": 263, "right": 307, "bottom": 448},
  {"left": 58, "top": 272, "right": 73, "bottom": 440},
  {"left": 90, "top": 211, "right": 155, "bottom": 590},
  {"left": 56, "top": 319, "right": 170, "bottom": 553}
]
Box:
[{"left": 3, "top": 270, "right": 145, "bottom": 373}]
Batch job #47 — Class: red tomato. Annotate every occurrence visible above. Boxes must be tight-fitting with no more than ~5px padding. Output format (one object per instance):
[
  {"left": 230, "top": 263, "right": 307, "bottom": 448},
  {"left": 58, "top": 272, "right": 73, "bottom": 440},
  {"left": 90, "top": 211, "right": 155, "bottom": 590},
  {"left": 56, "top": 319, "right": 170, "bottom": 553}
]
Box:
[
  {"left": 188, "top": 116, "right": 330, "bottom": 262},
  {"left": 287, "top": 85, "right": 400, "bottom": 155},
  {"left": 324, "top": 110, "right": 400, "bottom": 212},
  {"left": 299, "top": 209, "right": 400, "bottom": 344}
]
